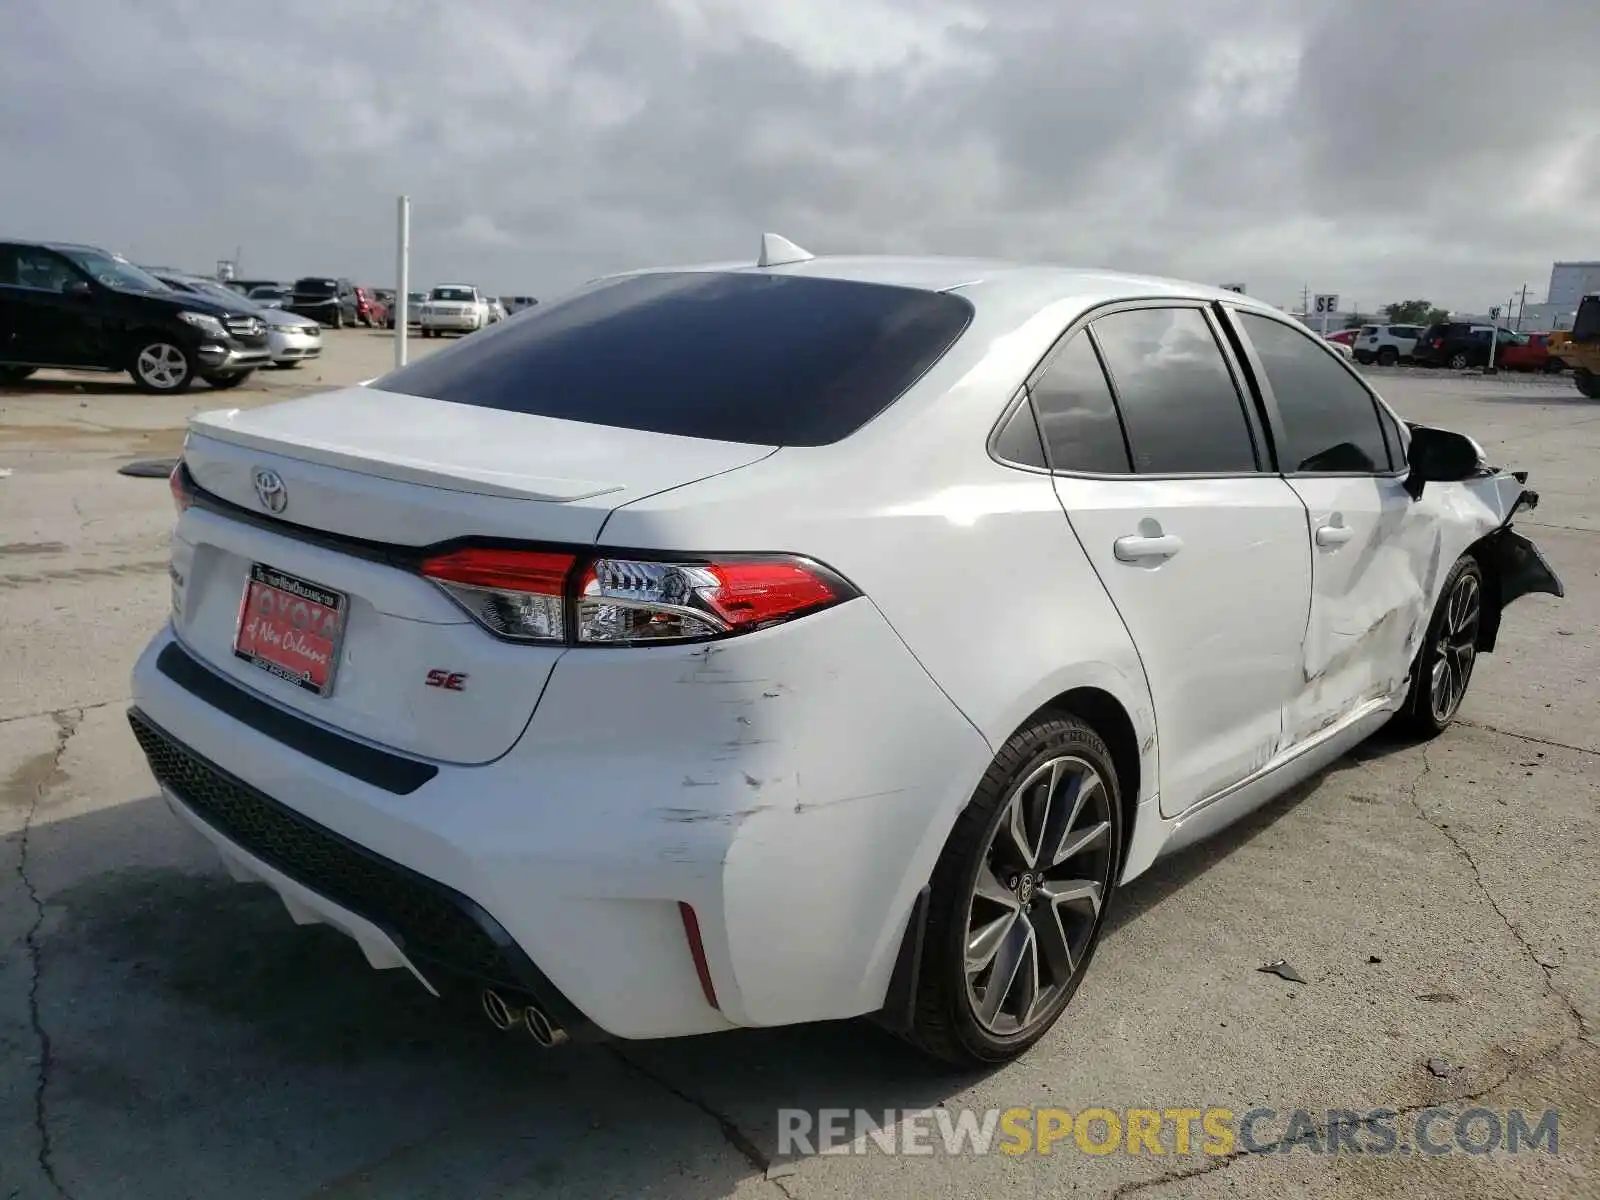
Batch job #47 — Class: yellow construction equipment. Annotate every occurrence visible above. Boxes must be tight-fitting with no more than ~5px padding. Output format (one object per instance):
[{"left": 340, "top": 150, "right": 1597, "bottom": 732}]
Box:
[{"left": 1551, "top": 293, "right": 1600, "bottom": 398}]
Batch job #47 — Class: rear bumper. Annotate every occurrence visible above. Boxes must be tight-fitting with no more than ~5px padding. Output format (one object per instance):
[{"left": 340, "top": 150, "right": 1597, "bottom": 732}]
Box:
[
  {"left": 129, "top": 603, "right": 990, "bottom": 1039},
  {"left": 131, "top": 708, "right": 595, "bottom": 1035}
]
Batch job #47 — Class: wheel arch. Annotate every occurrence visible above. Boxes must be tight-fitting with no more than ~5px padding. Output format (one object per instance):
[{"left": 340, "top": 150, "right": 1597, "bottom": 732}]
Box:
[
  {"left": 1467, "top": 536, "right": 1505, "bottom": 653},
  {"left": 1033, "top": 686, "right": 1142, "bottom": 875},
  {"left": 875, "top": 682, "right": 1151, "bottom": 1035},
  {"left": 125, "top": 325, "right": 187, "bottom": 357}
]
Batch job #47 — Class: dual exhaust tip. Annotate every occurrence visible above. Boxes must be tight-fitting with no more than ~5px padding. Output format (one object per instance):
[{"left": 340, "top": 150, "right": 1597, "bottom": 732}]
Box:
[{"left": 481, "top": 988, "right": 569, "bottom": 1048}]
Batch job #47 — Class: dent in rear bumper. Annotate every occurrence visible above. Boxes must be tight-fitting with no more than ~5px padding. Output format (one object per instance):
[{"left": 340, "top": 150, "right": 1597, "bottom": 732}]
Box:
[{"left": 131, "top": 602, "right": 991, "bottom": 1038}]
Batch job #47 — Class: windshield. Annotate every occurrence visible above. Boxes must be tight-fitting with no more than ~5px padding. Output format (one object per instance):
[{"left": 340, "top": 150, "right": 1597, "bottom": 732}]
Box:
[
  {"left": 63, "top": 248, "right": 169, "bottom": 295},
  {"left": 408, "top": 291, "right": 427, "bottom": 303},
  {"left": 1573, "top": 296, "right": 1600, "bottom": 343},
  {"left": 170, "top": 278, "right": 250, "bottom": 309},
  {"left": 431, "top": 287, "right": 476, "bottom": 302}
]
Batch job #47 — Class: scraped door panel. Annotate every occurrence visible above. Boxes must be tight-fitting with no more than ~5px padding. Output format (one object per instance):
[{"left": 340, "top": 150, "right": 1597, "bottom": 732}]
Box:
[
  {"left": 1284, "top": 476, "right": 1435, "bottom": 745},
  {"left": 1057, "top": 476, "right": 1311, "bottom": 818}
]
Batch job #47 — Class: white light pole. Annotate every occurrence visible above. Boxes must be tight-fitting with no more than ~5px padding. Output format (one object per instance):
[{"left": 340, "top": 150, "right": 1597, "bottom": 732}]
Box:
[
  {"left": 394, "top": 195, "right": 411, "bottom": 369},
  {"left": 1486, "top": 299, "right": 1504, "bottom": 374}
]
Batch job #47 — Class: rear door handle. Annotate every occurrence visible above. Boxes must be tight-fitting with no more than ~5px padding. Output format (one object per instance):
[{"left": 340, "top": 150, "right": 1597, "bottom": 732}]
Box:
[
  {"left": 1114, "top": 533, "right": 1184, "bottom": 562},
  {"left": 1315, "top": 523, "right": 1354, "bottom": 547}
]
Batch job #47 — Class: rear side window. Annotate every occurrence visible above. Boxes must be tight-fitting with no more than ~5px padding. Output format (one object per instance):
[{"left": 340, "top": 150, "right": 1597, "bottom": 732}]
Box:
[
  {"left": 1236, "top": 311, "right": 1391, "bottom": 473},
  {"left": 375, "top": 271, "right": 974, "bottom": 446},
  {"left": 1089, "top": 307, "right": 1258, "bottom": 473},
  {"left": 1027, "top": 332, "right": 1131, "bottom": 473},
  {"left": 992, "top": 395, "right": 1048, "bottom": 469},
  {"left": 1360, "top": 325, "right": 1379, "bottom": 336}
]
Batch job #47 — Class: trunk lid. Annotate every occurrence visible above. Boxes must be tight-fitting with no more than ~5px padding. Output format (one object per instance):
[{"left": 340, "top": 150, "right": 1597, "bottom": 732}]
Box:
[{"left": 171, "top": 386, "right": 775, "bottom": 765}]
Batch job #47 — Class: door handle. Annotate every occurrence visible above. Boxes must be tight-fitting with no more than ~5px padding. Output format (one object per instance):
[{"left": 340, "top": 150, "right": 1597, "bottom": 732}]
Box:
[
  {"left": 1114, "top": 533, "right": 1184, "bottom": 562},
  {"left": 1315, "top": 523, "right": 1354, "bottom": 547}
]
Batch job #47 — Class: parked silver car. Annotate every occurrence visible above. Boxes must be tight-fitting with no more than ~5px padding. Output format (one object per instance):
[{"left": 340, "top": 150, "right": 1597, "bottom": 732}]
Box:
[{"left": 157, "top": 274, "right": 322, "bottom": 369}]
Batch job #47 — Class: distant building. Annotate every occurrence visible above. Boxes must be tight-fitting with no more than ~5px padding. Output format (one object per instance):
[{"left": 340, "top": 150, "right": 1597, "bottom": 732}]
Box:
[
  {"left": 1547, "top": 262, "right": 1600, "bottom": 310},
  {"left": 1513, "top": 301, "right": 1578, "bottom": 332}
]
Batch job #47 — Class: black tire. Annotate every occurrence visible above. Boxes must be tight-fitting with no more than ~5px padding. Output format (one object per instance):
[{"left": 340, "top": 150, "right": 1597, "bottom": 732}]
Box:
[
  {"left": 1576, "top": 368, "right": 1600, "bottom": 399},
  {"left": 128, "top": 338, "right": 195, "bottom": 394},
  {"left": 1448, "top": 351, "right": 1470, "bottom": 370},
  {"left": 205, "top": 371, "right": 252, "bottom": 390},
  {"left": 0, "top": 366, "right": 36, "bottom": 386},
  {"left": 902, "top": 714, "right": 1122, "bottom": 1067},
  {"left": 1393, "top": 556, "right": 1483, "bottom": 739},
  {"left": 332, "top": 309, "right": 345, "bottom": 330},
  {"left": 1544, "top": 357, "right": 1564, "bottom": 374},
  {"left": 1377, "top": 346, "right": 1399, "bottom": 367}
]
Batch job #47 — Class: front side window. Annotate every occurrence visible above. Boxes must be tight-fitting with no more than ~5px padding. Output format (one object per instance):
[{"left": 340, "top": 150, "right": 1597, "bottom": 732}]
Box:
[
  {"left": 1027, "top": 332, "right": 1130, "bottom": 473},
  {"left": 5, "top": 247, "right": 82, "bottom": 292},
  {"left": 1089, "top": 307, "right": 1257, "bottom": 474},
  {"left": 1235, "top": 311, "right": 1391, "bottom": 473}
]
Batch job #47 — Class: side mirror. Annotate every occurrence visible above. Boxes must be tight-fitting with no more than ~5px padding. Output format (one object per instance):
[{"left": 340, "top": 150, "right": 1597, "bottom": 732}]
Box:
[
  {"left": 1404, "top": 424, "right": 1482, "bottom": 499},
  {"left": 64, "top": 279, "right": 93, "bottom": 299}
]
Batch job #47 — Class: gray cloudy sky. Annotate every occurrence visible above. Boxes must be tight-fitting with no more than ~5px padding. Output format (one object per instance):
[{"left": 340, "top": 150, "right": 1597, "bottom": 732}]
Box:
[{"left": 3, "top": 0, "right": 1597, "bottom": 312}]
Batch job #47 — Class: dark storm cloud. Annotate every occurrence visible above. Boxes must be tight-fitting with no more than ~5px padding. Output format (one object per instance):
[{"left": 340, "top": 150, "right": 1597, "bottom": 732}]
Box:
[{"left": 1, "top": 0, "right": 1595, "bottom": 310}]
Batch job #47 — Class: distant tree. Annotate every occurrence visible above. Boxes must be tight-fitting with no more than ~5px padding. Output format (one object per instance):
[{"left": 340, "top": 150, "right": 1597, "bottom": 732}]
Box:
[
  {"left": 1383, "top": 299, "right": 1435, "bottom": 325},
  {"left": 1425, "top": 307, "right": 1450, "bottom": 325}
]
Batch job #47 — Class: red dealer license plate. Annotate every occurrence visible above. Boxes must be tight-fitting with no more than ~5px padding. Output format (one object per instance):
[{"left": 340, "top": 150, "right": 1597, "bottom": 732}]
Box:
[{"left": 233, "top": 563, "right": 347, "bottom": 696}]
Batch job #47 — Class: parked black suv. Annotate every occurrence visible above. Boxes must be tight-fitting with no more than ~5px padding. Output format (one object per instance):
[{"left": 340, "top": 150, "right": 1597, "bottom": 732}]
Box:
[
  {"left": 288, "top": 277, "right": 358, "bottom": 328},
  {"left": 1412, "top": 321, "right": 1520, "bottom": 370},
  {"left": 0, "top": 240, "right": 271, "bottom": 392}
]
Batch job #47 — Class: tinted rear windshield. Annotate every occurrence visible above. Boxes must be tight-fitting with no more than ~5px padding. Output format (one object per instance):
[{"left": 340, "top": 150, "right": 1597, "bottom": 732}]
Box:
[
  {"left": 430, "top": 287, "right": 477, "bottom": 302},
  {"left": 294, "top": 279, "right": 337, "bottom": 294},
  {"left": 374, "top": 271, "right": 974, "bottom": 446}
]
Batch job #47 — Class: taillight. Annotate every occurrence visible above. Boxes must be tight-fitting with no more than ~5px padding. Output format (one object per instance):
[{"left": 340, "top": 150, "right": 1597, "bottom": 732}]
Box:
[
  {"left": 417, "top": 545, "right": 853, "bottom": 645},
  {"left": 169, "top": 461, "right": 191, "bottom": 513},
  {"left": 576, "top": 556, "right": 844, "bottom": 644},
  {"left": 420, "top": 546, "right": 576, "bottom": 643},
  {"left": 1432, "top": 338, "right": 1443, "bottom": 349}
]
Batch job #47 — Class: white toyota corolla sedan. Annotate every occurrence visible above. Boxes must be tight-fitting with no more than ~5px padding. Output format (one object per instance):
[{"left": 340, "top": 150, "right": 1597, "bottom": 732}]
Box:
[{"left": 130, "top": 236, "right": 1562, "bottom": 1066}]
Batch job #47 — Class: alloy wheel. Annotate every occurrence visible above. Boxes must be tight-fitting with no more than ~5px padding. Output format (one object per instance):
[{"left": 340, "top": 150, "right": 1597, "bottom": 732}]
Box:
[
  {"left": 1429, "top": 572, "right": 1480, "bottom": 723},
  {"left": 136, "top": 343, "right": 188, "bottom": 390},
  {"left": 964, "top": 755, "right": 1114, "bottom": 1037}
]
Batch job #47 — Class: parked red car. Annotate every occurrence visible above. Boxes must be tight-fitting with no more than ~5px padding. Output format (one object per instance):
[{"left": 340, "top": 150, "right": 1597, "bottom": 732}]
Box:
[
  {"left": 1496, "top": 331, "right": 1565, "bottom": 373},
  {"left": 1324, "top": 327, "right": 1360, "bottom": 347},
  {"left": 353, "top": 287, "right": 386, "bottom": 329}
]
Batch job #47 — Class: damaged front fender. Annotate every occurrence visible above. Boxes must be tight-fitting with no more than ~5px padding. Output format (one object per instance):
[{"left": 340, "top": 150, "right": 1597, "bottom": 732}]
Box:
[{"left": 1471, "top": 519, "right": 1565, "bottom": 653}]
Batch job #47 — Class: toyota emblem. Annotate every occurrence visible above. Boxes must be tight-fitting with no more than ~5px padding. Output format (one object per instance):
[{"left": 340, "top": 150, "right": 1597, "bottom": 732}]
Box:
[{"left": 252, "top": 467, "right": 287, "bottom": 514}]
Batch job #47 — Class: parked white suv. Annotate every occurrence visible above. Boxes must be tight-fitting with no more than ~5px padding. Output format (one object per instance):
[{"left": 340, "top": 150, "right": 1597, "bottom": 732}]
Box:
[
  {"left": 1354, "top": 323, "right": 1424, "bottom": 366},
  {"left": 131, "top": 239, "right": 1562, "bottom": 1066},
  {"left": 419, "top": 284, "right": 489, "bottom": 336}
]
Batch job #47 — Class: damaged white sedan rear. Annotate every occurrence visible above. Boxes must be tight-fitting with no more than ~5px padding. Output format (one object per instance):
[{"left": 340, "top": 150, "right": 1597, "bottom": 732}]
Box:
[{"left": 129, "top": 240, "right": 1562, "bottom": 1067}]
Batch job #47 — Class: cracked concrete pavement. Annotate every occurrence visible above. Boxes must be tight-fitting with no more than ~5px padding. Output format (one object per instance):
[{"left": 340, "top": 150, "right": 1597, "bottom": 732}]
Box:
[{"left": 1, "top": 343, "right": 1595, "bottom": 1198}]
